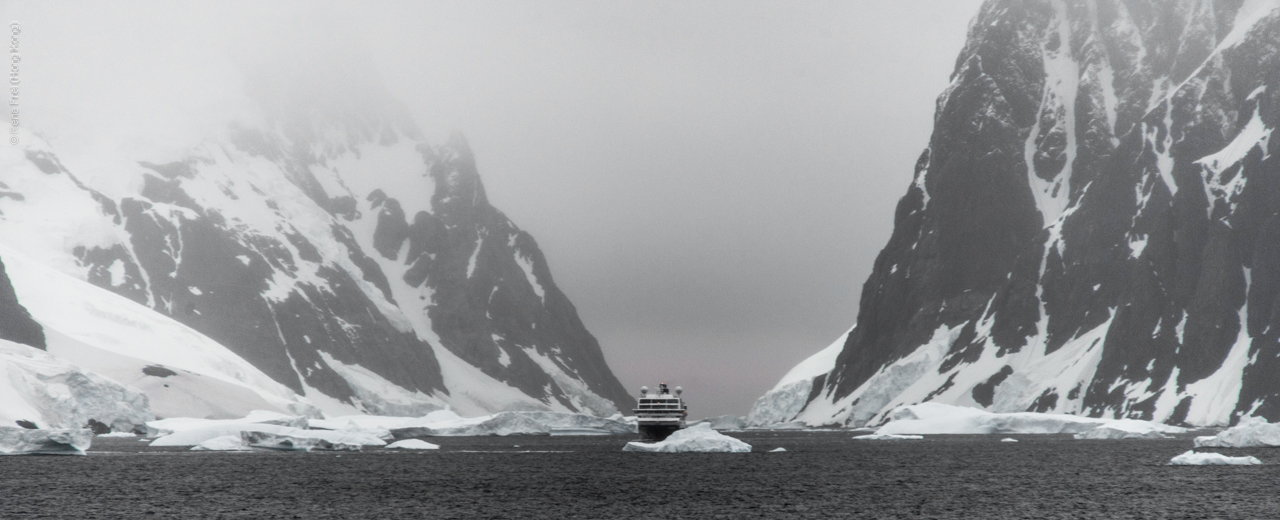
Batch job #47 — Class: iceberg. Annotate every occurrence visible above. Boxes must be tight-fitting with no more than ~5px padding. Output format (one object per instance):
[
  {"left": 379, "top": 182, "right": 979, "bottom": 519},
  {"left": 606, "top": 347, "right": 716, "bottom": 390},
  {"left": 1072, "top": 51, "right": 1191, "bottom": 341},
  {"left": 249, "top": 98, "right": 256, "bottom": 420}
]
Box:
[
  {"left": 0, "top": 427, "right": 93, "bottom": 455},
  {"left": 241, "top": 430, "right": 363, "bottom": 451},
  {"left": 385, "top": 439, "right": 440, "bottom": 450},
  {"left": 874, "top": 403, "right": 1185, "bottom": 436},
  {"left": 1169, "top": 450, "right": 1262, "bottom": 466},
  {"left": 0, "top": 338, "right": 153, "bottom": 433},
  {"left": 1000, "top": 438, "right": 1018, "bottom": 443},
  {"left": 191, "top": 435, "right": 252, "bottom": 451},
  {"left": 621, "top": 423, "right": 751, "bottom": 453},
  {"left": 1193, "top": 417, "right": 1280, "bottom": 448},
  {"left": 768, "top": 447, "right": 787, "bottom": 452}
]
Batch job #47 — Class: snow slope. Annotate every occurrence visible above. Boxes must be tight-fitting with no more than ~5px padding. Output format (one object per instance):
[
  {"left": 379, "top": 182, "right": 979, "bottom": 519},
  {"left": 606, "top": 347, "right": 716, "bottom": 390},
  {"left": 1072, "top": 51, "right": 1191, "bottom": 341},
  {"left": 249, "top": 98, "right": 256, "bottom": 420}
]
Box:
[{"left": 0, "top": 244, "right": 318, "bottom": 419}]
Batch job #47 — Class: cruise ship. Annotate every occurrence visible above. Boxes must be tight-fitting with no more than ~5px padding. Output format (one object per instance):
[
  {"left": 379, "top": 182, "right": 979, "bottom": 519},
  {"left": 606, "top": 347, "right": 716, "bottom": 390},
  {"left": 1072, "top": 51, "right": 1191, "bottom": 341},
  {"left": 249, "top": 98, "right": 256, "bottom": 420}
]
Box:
[{"left": 633, "top": 383, "right": 687, "bottom": 441}]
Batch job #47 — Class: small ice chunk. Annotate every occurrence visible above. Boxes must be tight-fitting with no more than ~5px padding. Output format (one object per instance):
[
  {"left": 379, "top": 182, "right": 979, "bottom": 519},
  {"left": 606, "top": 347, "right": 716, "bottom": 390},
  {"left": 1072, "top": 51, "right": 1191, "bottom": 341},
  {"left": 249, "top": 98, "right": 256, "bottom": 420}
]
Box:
[
  {"left": 0, "top": 427, "right": 93, "bottom": 455},
  {"left": 385, "top": 439, "right": 440, "bottom": 450},
  {"left": 853, "top": 433, "right": 924, "bottom": 440},
  {"left": 1001, "top": 438, "right": 1018, "bottom": 443},
  {"left": 1169, "top": 450, "right": 1261, "bottom": 466},
  {"left": 97, "top": 431, "right": 139, "bottom": 438},
  {"left": 622, "top": 423, "right": 751, "bottom": 453},
  {"left": 768, "top": 447, "right": 787, "bottom": 452}
]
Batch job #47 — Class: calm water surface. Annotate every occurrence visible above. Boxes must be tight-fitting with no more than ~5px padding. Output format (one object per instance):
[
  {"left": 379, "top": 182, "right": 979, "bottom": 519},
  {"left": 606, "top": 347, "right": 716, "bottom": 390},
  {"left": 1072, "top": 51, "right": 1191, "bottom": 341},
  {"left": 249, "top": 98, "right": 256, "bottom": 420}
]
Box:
[{"left": 0, "top": 431, "right": 1275, "bottom": 519}]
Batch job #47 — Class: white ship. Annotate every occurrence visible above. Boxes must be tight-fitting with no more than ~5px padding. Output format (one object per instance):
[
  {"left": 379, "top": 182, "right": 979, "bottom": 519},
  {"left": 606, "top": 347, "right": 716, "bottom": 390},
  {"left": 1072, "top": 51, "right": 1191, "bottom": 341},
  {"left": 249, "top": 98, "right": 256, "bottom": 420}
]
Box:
[{"left": 633, "top": 383, "right": 687, "bottom": 441}]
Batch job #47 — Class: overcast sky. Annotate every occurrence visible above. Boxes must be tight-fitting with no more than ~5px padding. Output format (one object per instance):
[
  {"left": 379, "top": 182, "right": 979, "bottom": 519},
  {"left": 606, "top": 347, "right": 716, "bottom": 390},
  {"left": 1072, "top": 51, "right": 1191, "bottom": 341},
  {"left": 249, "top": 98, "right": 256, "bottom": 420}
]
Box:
[{"left": 5, "top": 0, "right": 986, "bottom": 418}]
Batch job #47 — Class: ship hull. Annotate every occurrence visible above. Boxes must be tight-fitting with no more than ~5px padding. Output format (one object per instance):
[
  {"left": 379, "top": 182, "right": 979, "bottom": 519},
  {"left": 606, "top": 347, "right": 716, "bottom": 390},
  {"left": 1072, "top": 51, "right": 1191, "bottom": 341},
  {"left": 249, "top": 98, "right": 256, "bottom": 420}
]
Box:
[{"left": 637, "top": 424, "right": 682, "bottom": 442}]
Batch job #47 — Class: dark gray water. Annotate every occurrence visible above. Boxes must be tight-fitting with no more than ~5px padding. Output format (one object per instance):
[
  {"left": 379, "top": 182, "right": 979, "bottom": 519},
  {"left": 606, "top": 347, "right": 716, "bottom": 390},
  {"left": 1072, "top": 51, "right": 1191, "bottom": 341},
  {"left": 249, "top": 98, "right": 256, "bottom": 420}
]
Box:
[{"left": 0, "top": 431, "right": 1275, "bottom": 519}]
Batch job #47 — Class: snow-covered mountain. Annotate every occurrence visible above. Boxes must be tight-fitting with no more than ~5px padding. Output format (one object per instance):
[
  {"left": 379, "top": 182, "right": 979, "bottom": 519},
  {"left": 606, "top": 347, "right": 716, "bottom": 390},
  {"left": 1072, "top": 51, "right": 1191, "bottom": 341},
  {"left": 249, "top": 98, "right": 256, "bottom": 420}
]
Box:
[
  {"left": 0, "top": 52, "right": 631, "bottom": 419},
  {"left": 752, "top": 0, "right": 1280, "bottom": 428}
]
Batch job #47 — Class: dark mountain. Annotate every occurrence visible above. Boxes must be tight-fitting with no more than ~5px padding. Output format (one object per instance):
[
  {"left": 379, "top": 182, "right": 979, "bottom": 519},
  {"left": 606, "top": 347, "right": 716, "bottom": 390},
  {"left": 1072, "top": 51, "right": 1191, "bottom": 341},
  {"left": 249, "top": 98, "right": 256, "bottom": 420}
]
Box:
[{"left": 752, "top": 0, "right": 1280, "bottom": 427}]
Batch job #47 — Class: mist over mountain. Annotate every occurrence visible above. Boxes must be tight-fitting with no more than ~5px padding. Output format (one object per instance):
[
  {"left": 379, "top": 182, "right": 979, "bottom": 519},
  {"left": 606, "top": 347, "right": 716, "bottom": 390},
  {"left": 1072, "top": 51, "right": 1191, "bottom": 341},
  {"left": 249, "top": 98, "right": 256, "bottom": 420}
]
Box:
[
  {"left": 752, "top": 0, "right": 1280, "bottom": 428},
  {"left": 0, "top": 31, "right": 632, "bottom": 417}
]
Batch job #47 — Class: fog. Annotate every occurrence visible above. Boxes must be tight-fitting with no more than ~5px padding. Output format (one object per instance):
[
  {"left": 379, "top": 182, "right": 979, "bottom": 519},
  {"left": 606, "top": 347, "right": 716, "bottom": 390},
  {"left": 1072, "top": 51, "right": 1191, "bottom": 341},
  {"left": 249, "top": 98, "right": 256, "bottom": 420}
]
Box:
[{"left": 4, "top": 0, "right": 984, "bottom": 418}]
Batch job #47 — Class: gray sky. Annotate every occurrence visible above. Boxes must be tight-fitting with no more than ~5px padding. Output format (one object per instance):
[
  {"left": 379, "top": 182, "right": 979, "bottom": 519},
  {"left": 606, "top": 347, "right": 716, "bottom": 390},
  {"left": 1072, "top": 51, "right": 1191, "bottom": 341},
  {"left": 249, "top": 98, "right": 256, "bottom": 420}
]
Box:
[{"left": 5, "top": 0, "right": 985, "bottom": 418}]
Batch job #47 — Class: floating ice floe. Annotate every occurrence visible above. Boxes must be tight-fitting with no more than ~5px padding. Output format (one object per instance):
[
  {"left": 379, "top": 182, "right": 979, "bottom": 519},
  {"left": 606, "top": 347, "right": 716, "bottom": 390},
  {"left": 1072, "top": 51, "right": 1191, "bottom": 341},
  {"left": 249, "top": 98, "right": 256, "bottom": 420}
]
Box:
[
  {"left": 1169, "top": 450, "right": 1261, "bottom": 466},
  {"left": 622, "top": 423, "right": 751, "bottom": 453},
  {"left": 241, "top": 430, "right": 363, "bottom": 451},
  {"left": 874, "top": 403, "right": 1184, "bottom": 436},
  {"left": 1193, "top": 417, "right": 1280, "bottom": 448},
  {"left": 385, "top": 439, "right": 440, "bottom": 450},
  {"left": 389, "top": 410, "right": 632, "bottom": 438},
  {"left": 853, "top": 433, "right": 924, "bottom": 440},
  {"left": 191, "top": 435, "right": 252, "bottom": 451},
  {"left": 0, "top": 338, "right": 153, "bottom": 433},
  {"left": 1000, "top": 438, "right": 1018, "bottom": 443},
  {"left": 146, "top": 410, "right": 309, "bottom": 438},
  {"left": 1073, "top": 424, "right": 1171, "bottom": 440},
  {"left": 748, "top": 420, "right": 808, "bottom": 430},
  {"left": 769, "top": 447, "right": 787, "bottom": 452},
  {"left": 151, "top": 423, "right": 384, "bottom": 448},
  {"left": 97, "top": 431, "right": 139, "bottom": 438},
  {"left": 0, "top": 427, "right": 93, "bottom": 455}
]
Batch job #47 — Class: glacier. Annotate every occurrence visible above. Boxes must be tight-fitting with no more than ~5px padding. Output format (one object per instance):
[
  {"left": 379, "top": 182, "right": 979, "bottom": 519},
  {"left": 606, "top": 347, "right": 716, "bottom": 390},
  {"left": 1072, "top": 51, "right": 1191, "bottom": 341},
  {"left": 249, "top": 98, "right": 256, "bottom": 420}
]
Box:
[{"left": 0, "top": 338, "right": 152, "bottom": 432}]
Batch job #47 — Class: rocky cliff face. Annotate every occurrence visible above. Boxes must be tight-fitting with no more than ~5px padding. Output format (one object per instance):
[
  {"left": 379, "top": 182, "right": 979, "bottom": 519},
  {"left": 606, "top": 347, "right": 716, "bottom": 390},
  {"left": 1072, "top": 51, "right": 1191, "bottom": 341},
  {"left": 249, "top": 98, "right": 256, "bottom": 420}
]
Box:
[
  {"left": 753, "top": 0, "right": 1280, "bottom": 427},
  {"left": 0, "top": 255, "right": 44, "bottom": 349},
  {"left": 0, "top": 56, "right": 631, "bottom": 417}
]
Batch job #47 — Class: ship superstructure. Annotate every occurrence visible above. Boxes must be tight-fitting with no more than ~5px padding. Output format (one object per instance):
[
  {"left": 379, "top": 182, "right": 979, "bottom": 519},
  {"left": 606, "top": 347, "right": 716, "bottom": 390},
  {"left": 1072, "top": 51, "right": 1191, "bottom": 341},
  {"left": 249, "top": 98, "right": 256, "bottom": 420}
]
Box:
[{"left": 633, "top": 383, "right": 687, "bottom": 441}]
